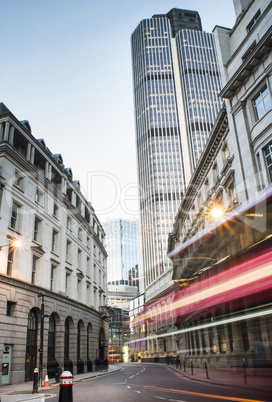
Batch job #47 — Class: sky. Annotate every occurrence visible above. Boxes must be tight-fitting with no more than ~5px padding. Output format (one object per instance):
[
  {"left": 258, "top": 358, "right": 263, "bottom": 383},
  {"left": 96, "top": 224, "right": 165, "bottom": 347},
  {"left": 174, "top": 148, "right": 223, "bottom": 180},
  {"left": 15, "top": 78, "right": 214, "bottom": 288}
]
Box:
[{"left": 1, "top": 0, "right": 236, "bottom": 223}]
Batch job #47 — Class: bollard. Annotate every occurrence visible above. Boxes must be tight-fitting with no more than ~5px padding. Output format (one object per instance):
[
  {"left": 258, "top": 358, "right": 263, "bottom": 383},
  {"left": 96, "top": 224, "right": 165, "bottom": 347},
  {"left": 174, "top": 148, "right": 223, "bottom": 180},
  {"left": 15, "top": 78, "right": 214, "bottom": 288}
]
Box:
[
  {"left": 59, "top": 370, "right": 74, "bottom": 402},
  {"left": 243, "top": 358, "right": 247, "bottom": 384},
  {"left": 204, "top": 359, "right": 209, "bottom": 379},
  {"left": 190, "top": 359, "right": 193, "bottom": 375},
  {"left": 183, "top": 357, "right": 186, "bottom": 372},
  {"left": 33, "top": 367, "right": 39, "bottom": 394}
]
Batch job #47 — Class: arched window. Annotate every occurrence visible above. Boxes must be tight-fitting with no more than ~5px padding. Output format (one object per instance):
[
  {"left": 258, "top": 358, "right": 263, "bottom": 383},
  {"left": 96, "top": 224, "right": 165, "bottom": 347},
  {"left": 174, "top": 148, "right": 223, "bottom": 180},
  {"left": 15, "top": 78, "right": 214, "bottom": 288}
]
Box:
[
  {"left": 87, "top": 323, "right": 92, "bottom": 360},
  {"left": 48, "top": 316, "right": 56, "bottom": 360},
  {"left": 64, "top": 319, "right": 69, "bottom": 359},
  {"left": 77, "top": 322, "right": 81, "bottom": 360},
  {"left": 25, "top": 310, "right": 38, "bottom": 381}
]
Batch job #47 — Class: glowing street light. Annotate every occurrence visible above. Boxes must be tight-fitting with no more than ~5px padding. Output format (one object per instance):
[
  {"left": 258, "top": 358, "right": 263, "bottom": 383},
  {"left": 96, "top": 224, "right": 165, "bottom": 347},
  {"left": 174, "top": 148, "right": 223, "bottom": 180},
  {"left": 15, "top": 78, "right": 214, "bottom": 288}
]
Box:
[
  {"left": 12, "top": 240, "right": 22, "bottom": 248},
  {"left": 0, "top": 239, "right": 23, "bottom": 251},
  {"left": 210, "top": 206, "right": 224, "bottom": 220}
]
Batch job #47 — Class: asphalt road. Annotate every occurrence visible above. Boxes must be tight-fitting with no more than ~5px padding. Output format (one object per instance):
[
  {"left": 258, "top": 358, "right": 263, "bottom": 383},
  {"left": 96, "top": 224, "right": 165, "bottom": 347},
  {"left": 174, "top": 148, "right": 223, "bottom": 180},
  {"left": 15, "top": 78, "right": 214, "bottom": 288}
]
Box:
[{"left": 43, "top": 363, "right": 271, "bottom": 402}]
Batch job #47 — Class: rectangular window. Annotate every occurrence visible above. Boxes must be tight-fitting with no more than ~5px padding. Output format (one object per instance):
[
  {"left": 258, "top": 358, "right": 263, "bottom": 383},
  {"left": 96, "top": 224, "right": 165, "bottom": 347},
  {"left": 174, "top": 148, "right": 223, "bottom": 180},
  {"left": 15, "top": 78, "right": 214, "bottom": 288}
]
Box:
[
  {"left": 253, "top": 85, "right": 272, "bottom": 120},
  {"left": 10, "top": 202, "right": 20, "bottom": 231},
  {"left": 222, "top": 143, "right": 229, "bottom": 163},
  {"left": 77, "top": 249, "right": 82, "bottom": 268},
  {"left": 87, "top": 236, "right": 91, "bottom": 249},
  {"left": 6, "top": 301, "right": 16, "bottom": 317},
  {"left": 241, "top": 40, "right": 256, "bottom": 60},
  {"left": 67, "top": 216, "right": 72, "bottom": 230},
  {"left": 51, "top": 229, "right": 58, "bottom": 253},
  {"left": 228, "top": 182, "right": 237, "bottom": 205},
  {"left": 66, "top": 240, "right": 71, "bottom": 262},
  {"left": 65, "top": 272, "right": 70, "bottom": 294},
  {"left": 14, "top": 171, "right": 24, "bottom": 190},
  {"left": 6, "top": 243, "right": 14, "bottom": 276},
  {"left": 35, "top": 188, "right": 44, "bottom": 205},
  {"left": 50, "top": 265, "right": 55, "bottom": 291},
  {"left": 77, "top": 279, "right": 81, "bottom": 300},
  {"left": 87, "top": 256, "right": 91, "bottom": 277},
  {"left": 247, "top": 9, "right": 261, "bottom": 32},
  {"left": 31, "top": 257, "right": 37, "bottom": 284},
  {"left": 33, "top": 216, "right": 42, "bottom": 242},
  {"left": 265, "top": 143, "right": 272, "bottom": 183},
  {"left": 53, "top": 203, "right": 59, "bottom": 219}
]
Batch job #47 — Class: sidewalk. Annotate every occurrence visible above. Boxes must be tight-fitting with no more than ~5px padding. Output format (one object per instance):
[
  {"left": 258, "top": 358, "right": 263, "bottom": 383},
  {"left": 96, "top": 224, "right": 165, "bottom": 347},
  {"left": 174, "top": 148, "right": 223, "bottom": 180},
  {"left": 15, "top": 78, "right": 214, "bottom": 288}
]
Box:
[
  {"left": 0, "top": 365, "right": 122, "bottom": 402},
  {"left": 166, "top": 363, "right": 272, "bottom": 394}
]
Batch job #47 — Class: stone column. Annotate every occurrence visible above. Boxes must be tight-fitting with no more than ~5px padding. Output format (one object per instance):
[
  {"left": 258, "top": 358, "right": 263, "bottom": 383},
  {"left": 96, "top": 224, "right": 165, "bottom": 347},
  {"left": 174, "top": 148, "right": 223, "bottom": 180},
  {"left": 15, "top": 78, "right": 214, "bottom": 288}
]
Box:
[
  {"left": 0, "top": 123, "right": 4, "bottom": 141},
  {"left": 45, "top": 161, "right": 49, "bottom": 179},
  {"left": 30, "top": 146, "right": 35, "bottom": 164},
  {"left": 26, "top": 143, "right": 32, "bottom": 161},
  {"left": 48, "top": 164, "right": 52, "bottom": 181},
  {"left": 3, "top": 121, "right": 10, "bottom": 141},
  {"left": 9, "top": 125, "right": 14, "bottom": 145}
]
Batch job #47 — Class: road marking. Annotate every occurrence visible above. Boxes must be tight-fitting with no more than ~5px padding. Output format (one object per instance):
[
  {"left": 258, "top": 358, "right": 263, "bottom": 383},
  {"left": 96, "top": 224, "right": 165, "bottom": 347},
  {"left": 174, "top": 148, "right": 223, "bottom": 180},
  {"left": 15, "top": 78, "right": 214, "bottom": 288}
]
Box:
[
  {"left": 127, "top": 386, "right": 131, "bottom": 389},
  {"left": 45, "top": 394, "right": 57, "bottom": 399},
  {"left": 129, "top": 375, "right": 135, "bottom": 378},
  {"left": 155, "top": 397, "right": 166, "bottom": 400},
  {"left": 125, "top": 382, "right": 267, "bottom": 402},
  {"left": 134, "top": 390, "right": 141, "bottom": 393},
  {"left": 169, "top": 399, "right": 187, "bottom": 402}
]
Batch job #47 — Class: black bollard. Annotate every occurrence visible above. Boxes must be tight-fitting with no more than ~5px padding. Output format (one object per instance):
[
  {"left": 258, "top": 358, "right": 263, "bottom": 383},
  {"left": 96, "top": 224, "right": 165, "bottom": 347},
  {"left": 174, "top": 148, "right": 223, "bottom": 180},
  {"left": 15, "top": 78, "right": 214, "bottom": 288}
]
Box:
[
  {"left": 243, "top": 359, "right": 247, "bottom": 384},
  {"left": 190, "top": 359, "right": 193, "bottom": 375},
  {"left": 183, "top": 357, "right": 186, "bottom": 372},
  {"left": 59, "top": 371, "right": 74, "bottom": 402},
  {"left": 204, "top": 359, "right": 209, "bottom": 379},
  {"left": 33, "top": 368, "right": 39, "bottom": 394}
]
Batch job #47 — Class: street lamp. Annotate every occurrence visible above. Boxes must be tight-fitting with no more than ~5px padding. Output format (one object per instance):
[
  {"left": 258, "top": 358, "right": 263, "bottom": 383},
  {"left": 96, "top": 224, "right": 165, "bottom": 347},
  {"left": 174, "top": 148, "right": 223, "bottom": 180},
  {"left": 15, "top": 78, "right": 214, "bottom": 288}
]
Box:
[
  {"left": 38, "top": 293, "right": 50, "bottom": 387},
  {"left": 38, "top": 293, "right": 44, "bottom": 387},
  {"left": 210, "top": 206, "right": 224, "bottom": 220},
  {"left": 0, "top": 239, "right": 22, "bottom": 251}
]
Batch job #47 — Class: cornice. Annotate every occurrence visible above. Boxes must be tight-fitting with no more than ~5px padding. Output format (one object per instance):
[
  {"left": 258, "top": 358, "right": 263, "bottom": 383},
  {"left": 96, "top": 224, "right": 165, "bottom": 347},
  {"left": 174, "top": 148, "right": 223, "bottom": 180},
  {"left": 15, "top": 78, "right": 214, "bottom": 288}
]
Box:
[{"left": 220, "top": 25, "right": 272, "bottom": 99}]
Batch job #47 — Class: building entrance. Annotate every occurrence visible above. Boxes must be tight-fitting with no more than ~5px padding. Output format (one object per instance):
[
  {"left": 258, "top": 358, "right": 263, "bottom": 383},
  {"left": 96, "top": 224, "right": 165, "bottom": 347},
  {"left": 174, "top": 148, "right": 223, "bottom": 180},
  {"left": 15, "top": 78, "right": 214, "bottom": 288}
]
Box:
[{"left": 25, "top": 310, "right": 38, "bottom": 381}]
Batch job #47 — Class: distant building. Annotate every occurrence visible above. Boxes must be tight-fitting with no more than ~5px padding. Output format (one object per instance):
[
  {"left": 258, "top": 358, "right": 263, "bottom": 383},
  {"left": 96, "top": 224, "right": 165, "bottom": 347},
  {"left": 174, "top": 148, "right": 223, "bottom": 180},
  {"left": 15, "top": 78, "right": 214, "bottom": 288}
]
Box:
[
  {"left": 0, "top": 103, "right": 108, "bottom": 385},
  {"left": 104, "top": 218, "right": 141, "bottom": 298},
  {"left": 108, "top": 307, "right": 130, "bottom": 363},
  {"left": 131, "top": 8, "right": 222, "bottom": 303},
  {"left": 103, "top": 219, "right": 141, "bottom": 362}
]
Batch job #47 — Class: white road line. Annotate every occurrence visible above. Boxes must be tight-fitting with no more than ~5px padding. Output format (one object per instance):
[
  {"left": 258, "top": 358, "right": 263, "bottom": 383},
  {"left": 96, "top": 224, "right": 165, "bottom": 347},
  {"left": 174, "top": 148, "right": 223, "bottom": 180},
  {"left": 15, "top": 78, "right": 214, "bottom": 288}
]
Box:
[
  {"left": 134, "top": 390, "right": 141, "bottom": 393},
  {"left": 155, "top": 397, "right": 166, "bottom": 400},
  {"left": 129, "top": 375, "right": 135, "bottom": 378},
  {"left": 127, "top": 386, "right": 131, "bottom": 389},
  {"left": 169, "top": 399, "right": 187, "bottom": 402}
]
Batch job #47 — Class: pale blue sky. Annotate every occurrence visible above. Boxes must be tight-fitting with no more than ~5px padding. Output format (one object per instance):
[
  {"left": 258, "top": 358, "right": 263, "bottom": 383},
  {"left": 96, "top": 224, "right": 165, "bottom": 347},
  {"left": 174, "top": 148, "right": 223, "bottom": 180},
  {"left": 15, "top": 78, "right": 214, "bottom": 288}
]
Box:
[{"left": 1, "top": 0, "right": 236, "bottom": 221}]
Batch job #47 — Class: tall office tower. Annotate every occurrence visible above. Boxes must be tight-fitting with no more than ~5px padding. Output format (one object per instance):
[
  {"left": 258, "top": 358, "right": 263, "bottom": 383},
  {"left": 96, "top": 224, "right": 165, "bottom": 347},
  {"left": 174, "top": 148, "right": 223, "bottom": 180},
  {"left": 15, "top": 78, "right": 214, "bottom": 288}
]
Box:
[
  {"left": 131, "top": 9, "right": 222, "bottom": 293},
  {"left": 104, "top": 219, "right": 141, "bottom": 288},
  {"left": 176, "top": 30, "right": 222, "bottom": 167}
]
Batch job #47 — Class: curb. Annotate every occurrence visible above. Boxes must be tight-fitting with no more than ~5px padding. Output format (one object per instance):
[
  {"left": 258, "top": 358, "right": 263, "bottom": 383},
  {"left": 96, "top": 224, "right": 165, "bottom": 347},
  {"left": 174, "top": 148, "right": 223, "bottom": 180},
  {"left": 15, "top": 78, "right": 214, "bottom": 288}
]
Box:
[{"left": 166, "top": 365, "right": 271, "bottom": 394}]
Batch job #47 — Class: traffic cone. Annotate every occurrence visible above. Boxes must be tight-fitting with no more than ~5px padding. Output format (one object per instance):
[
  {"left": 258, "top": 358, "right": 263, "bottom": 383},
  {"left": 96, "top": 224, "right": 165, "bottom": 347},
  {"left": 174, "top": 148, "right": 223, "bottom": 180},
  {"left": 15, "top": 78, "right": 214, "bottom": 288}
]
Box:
[{"left": 44, "top": 371, "right": 49, "bottom": 387}]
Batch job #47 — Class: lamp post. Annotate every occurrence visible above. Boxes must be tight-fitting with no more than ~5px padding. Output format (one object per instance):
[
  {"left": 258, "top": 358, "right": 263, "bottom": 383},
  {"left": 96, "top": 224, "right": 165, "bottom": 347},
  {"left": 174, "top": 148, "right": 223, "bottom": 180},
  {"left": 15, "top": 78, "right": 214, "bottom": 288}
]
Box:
[{"left": 38, "top": 293, "right": 44, "bottom": 387}]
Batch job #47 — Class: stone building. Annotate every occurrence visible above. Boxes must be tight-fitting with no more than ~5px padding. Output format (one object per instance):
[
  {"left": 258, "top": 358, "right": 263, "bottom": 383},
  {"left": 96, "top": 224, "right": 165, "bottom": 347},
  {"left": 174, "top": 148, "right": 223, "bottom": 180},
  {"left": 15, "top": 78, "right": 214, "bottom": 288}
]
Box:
[
  {"left": 167, "top": 0, "right": 272, "bottom": 369},
  {"left": 0, "top": 103, "right": 108, "bottom": 385}
]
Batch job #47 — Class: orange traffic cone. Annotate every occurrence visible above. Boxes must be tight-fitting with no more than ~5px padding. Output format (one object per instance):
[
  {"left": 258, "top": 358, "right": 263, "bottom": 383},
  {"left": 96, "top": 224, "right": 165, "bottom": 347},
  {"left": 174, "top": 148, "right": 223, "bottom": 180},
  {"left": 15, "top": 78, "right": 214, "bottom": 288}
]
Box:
[{"left": 44, "top": 371, "right": 49, "bottom": 387}]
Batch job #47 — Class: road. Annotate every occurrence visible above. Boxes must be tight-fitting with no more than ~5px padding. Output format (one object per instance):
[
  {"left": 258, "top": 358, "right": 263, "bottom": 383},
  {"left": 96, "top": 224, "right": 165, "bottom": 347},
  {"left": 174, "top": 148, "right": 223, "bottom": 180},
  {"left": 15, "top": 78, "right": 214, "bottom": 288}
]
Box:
[{"left": 44, "top": 363, "right": 271, "bottom": 402}]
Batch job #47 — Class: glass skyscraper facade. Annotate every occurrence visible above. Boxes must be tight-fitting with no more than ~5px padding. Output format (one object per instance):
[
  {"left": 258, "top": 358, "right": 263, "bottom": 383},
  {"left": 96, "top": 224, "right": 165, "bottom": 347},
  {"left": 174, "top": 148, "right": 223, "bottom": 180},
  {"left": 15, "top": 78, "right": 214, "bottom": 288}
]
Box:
[
  {"left": 131, "top": 9, "right": 222, "bottom": 290},
  {"left": 104, "top": 219, "right": 140, "bottom": 286},
  {"left": 176, "top": 29, "right": 222, "bottom": 167}
]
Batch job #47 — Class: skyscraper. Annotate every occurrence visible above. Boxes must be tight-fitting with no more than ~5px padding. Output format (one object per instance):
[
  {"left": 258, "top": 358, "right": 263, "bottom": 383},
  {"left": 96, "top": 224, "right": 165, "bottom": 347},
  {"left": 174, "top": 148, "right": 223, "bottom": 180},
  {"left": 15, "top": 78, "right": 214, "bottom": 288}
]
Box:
[
  {"left": 104, "top": 219, "right": 141, "bottom": 289},
  {"left": 131, "top": 9, "right": 222, "bottom": 295}
]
